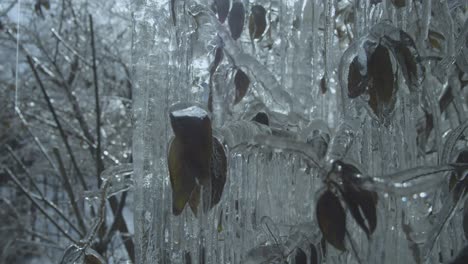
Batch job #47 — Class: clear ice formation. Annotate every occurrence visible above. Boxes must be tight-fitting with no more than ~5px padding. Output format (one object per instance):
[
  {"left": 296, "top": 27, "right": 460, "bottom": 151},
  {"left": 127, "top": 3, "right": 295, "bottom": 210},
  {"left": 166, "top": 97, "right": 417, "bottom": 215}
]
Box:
[{"left": 131, "top": 0, "right": 468, "bottom": 263}]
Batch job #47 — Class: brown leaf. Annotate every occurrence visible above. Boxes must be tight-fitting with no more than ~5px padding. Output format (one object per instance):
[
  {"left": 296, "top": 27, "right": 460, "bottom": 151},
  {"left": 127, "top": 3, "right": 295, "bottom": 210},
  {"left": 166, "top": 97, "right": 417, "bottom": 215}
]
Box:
[
  {"left": 228, "top": 2, "right": 245, "bottom": 40},
  {"left": 234, "top": 69, "right": 250, "bottom": 104},
  {"left": 428, "top": 30, "right": 444, "bottom": 50},
  {"left": 214, "top": 0, "right": 230, "bottom": 23},
  {"left": 316, "top": 190, "right": 346, "bottom": 251},
  {"left": 249, "top": 5, "right": 267, "bottom": 40},
  {"left": 168, "top": 106, "right": 213, "bottom": 215},
  {"left": 368, "top": 44, "right": 395, "bottom": 120}
]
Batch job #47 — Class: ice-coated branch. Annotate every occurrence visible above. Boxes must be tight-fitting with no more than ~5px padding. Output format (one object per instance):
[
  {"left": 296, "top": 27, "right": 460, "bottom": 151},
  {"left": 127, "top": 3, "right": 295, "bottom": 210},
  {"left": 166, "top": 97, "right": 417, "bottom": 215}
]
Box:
[
  {"left": 5, "top": 145, "right": 84, "bottom": 237},
  {"left": 359, "top": 164, "right": 465, "bottom": 197},
  {"left": 89, "top": 14, "right": 104, "bottom": 184},
  {"left": 26, "top": 55, "right": 88, "bottom": 191},
  {"left": 53, "top": 148, "right": 88, "bottom": 235},
  {"left": 4, "top": 168, "right": 78, "bottom": 244},
  {"left": 254, "top": 134, "right": 324, "bottom": 170},
  {"left": 187, "top": 3, "right": 295, "bottom": 115}
]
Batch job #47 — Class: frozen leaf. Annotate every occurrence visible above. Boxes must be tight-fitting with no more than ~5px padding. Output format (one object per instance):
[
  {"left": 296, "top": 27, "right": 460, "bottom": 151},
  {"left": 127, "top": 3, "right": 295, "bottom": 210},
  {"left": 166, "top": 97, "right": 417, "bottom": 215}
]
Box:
[
  {"left": 439, "top": 85, "right": 454, "bottom": 113},
  {"left": 320, "top": 76, "right": 327, "bottom": 94},
  {"left": 316, "top": 190, "right": 346, "bottom": 251},
  {"left": 464, "top": 199, "right": 468, "bottom": 240},
  {"left": 168, "top": 106, "right": 213, "bottom": 215},
  {"left": 336, "top": 161, "right": 378, "bottom": 237},
  {"left": 84, "top": 248, "right": 105, "bottom": 264},
  {"left": 367, "top": 44, "right": 395, "bottom": 120},
  {"left": 210, "top": 47, "right": 224, "bottom": 76},
  {"left": 249, "top": 5, "right": 267, "bottom": 40},
  {"left": 342, "top": 182, "right": 378, "bottom": 237},
  {"left": 210, "top": 137, "right": 227, "bottom": 207},
  {"left": 214, "top": 0, "right": 230, "bottom": 23},
  {"left": 168, "top": 137, "right": 197, "bottom": 215},
  {"left": 391, "top": 0, "right": 406, "bottom": 8},
  {"left": 228, "top": 2, "right": 245, "bottom": 40},
  {"left": 251, "top": 112, "right": 269, "bottom": 126},
  {"left": 384, "top": 30, "right": 423, "bottom": 91},
  {"left": 428, "top": 30, "right": 445, "bottom": 50},
  {"left": 294, "top": 248, "right": 307, "bottom": 264},
  {"left": 347, "top": 56, "right": 367, "bottom": 98},
  {"left": 234, "top": 69, "right": 250, "bottom": 104}
]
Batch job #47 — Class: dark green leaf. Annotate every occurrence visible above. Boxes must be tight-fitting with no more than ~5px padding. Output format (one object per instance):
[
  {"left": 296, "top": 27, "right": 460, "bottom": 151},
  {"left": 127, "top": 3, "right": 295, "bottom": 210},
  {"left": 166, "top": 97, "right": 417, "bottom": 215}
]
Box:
[
  {"left": 249, "top": 5, "right": 267, "bottom": 40},
  {"left": 214, "top": 0, "right": 230, "bottom": 23},
  {"left": 228, "top": 2, "right": 245, "bottom": 40},
  {"left": 251, "top": 112, "right": 269, "bottom": 126},
  {"left": 316, "top": 190, "right": 346, "bottom": 251},
  {"left": 234, "top": 69, "right": 250, "bottom": 104},
  {"left": 367, "top": 44, "right": 395, "bottom": 120},
  {"left": 347, "top": 56, "right": 367, "bottom": 98}
]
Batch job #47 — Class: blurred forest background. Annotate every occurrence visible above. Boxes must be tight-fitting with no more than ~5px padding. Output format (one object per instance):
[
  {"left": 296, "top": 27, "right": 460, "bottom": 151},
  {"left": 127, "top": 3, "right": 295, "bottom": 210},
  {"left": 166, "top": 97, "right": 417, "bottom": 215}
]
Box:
[{"left": 0, "top": 0, "right": 134, "bottom": 263}]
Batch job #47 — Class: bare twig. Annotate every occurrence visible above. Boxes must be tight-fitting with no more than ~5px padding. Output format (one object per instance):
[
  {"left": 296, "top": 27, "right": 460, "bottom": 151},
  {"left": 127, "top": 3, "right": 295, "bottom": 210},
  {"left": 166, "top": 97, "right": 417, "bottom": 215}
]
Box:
[
  {"left": 0, "top": 0, "right": 18, "bottom": 18},
  {"left": 53, "top": 148, "right": 87, "bottom": 235},
  {"left": 4, "top": 168, "right": 78, "bottom": 244},
  {"left": 51, "top": 28, "right": 92, "bottom": 67},
  {"left": 5, "top": 145, "right": 83, "bottom": 237},
  {"left": 25, "top": 55, "right": 88, "bottom": 191},
  {"left": 89, "top": 15, "right": 103, "bottom": 184}
]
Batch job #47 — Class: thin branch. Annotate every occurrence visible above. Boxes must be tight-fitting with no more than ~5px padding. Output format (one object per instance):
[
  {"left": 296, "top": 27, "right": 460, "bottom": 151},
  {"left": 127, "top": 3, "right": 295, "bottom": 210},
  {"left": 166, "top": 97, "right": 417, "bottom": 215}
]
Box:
[
  {"left": 25, "top": 55, "right": 88, "bottom": 191},
  {"left": 51, "top": 28, "right": 92, "bottom": 67},
  {"left": 103, "top": 191, "right": 127, "bottom": 244},
  {"left": 5, "top": 145, "right": 83, "bottom": 237},
  {"left": 4, "top": 168, "right": 78, "bottom": 244},
  {"left": 0, "top": 0, "right": 18, "bottom": 17},
  {"left": 89, "top": 15, "right": 104, "bottom": 184},
  {"left": 53, "top": 148, "right": 87, "bottom": 236}
]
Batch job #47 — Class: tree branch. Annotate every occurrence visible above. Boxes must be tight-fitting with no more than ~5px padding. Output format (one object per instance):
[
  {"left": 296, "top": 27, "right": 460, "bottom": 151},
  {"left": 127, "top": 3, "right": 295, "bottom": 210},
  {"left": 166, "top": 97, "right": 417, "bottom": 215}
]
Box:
[
  {"left": 25, "top": 55, "right": 88, "bottom": 191},
  {"left": 4, "top": 168, "right": 78, "bottom": 244},
  {"left": 53, "top": 148, "right": 87, "bottom": 236}
]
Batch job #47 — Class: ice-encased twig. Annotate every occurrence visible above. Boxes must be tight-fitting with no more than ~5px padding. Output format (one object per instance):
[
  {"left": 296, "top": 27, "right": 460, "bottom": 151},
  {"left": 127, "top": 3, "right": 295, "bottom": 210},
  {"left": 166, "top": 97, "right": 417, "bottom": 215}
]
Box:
[
  {"left": 84, "top": 163, "right": 134, "bottom": 200},
  {"left": 360, "top": 164, "right": 466, "bottom": 197},
  {"left": 187, "top": 3, "right": 294, "bottom": 115},
  {"left": 254, "top": 134, "right": 324, "bottom": 170}
]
